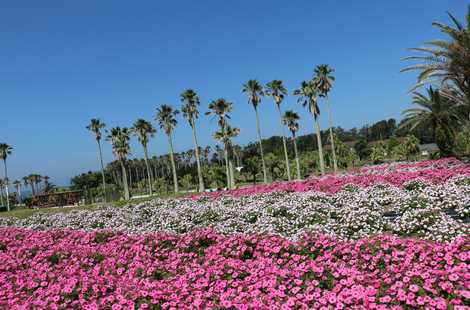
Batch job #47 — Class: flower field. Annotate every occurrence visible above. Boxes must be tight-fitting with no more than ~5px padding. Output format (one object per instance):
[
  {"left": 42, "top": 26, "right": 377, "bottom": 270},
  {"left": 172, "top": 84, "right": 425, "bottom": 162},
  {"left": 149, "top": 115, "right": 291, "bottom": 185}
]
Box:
[{"left": 0, "top": 159, "right": 469, "bottom": 309}]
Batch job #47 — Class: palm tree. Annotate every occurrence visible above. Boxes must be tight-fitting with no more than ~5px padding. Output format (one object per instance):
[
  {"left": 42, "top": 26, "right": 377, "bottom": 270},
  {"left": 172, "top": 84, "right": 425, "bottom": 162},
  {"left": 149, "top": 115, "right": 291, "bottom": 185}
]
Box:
[
  {"left": 132, "top": 119, "right": 156, "bottom": 196},
  {"left": 206, "top": 98, "right": 233, "bottom": 188},
  {"left": 283, "top": 111, "right": 301, "bottom": 180},
  {"left": 12, "top": 180, "right": 21, "bottom": 204},
  {"left": 0, "top": 143, "right": 12, "bottom": 211},
  {"left": 242, "top": 79, "right": 268, "bottom": 184},
  {"left": 213, "top": 124, "right": 240, "bottom": 188},
  {"left": 22, "top": 176, "right": 32, "bottom": 196},
  {"left": 181, "top": 89, "right": 205, "bottom": 192},
  {"left": 107, "top": 127, "right": 131, "bottom": 200},
  {"left": 86, "top": 119, "right": 108, "bottom": 201},
  {"left": 156, "top": 104, "right": 179, "bottom": 193},
  {"left": 293, "top": 80, "right": 326, "bottom": 174},
  {"left": 401, "top": 87, "right": 460, "bottom": 156},
  {"left": 265, "top": 80, "right": 291, "bottom": 181},
  {"left": 43, "top": 176, "right": 51, "bottom": 192},
  {"left": 401, "top": 6, "right": 470, "bottom": 120},
  {"left": 314, "top": 64, "right": 338, "bottom": 173}
]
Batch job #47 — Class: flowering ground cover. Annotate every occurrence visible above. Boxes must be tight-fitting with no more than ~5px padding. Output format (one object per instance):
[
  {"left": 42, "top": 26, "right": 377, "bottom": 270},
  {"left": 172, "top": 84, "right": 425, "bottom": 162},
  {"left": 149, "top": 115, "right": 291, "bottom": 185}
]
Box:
[
  {"left": 197, "top": 158, "right": 470, "bottom": 199},
  {"left": 0, "top": 228, "right": 468, "bottom": 309},
  {"left": 1, "top": 159, "right": 469, "bottom": 308},
  {"left": 1, "top": 175, "right": 468, "bottom": 242}
]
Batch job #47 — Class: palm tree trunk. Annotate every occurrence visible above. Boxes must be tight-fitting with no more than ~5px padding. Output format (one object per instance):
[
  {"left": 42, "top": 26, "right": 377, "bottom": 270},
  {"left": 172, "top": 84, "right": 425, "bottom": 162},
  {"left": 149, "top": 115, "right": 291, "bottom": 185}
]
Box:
[
  {"left": 143, "top": 145, "right": 153, "bottom": 196},
  {"left": 292, "top": 133, "right": 301, "bottom": 180},
  {"left": 313, "top": 116, "right": 326, "bottom": 175},
  {"left": 16, "top": 185, "right": 22, "bottom": 204},
  {"left": 3, "top": 159, "right": 10, "bottom": 211},
  {"left": 277, "top": 105, "right": 291, "bottom": 181},
  {"left": 119, "top": 160, "right": 130, "bottom": 200},
  {"left": 326, "top": 98, "right": 338, "bottom": 173},
  {"left": 221, "top": 123, "right": 231, "bottom": 189},
  {"left": 254, "top": 107, "right": 268, "bottom": 184},
  {"left": 229, "top": 159, "right": 235, "bottom": 188},
  {"left": 167, "top": 133, "right": 179, "bottom": 193},
  {"left": 97, "top": 140, "right": 107, "bottom": 202},
  {"left": 190, "top": 121, "right": 205, "bottom": 192}
]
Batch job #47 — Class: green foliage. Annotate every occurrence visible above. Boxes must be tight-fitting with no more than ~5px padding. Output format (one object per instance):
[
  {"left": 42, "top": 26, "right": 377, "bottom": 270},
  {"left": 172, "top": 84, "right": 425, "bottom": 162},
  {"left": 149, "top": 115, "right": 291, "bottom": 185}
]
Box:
[
  {"left": 370, "top": 142, "right": 388, "bottom": 163},
  {"left": 435, "top": 126, "right": 455, "bottom": 157},
  {"left": 454, "top": 126, "right": 470, "bottom": 156},
  {"left": 180, "top": 174, "right": 193, "bottom": 190}
]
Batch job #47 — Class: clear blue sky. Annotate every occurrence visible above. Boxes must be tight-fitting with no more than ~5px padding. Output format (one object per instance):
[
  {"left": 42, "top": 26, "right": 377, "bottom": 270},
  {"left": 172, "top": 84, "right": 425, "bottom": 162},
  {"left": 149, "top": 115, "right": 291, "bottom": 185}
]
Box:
[{"left": 0, "top": 1, "right": 466, "bottom": 185}]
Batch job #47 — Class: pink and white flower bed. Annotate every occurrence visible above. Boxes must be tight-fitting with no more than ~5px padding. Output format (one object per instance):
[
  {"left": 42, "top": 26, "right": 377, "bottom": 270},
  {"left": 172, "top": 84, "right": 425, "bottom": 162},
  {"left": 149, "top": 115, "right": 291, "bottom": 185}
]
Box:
[{"left": 197, "top": 158, "right": 470, "bottom": 199}]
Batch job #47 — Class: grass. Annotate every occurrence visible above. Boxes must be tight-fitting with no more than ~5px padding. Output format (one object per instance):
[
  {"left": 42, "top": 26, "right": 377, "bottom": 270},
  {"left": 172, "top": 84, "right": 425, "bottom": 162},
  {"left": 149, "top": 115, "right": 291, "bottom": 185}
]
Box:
[{"left": 0, "top": 191, "right": 191, "bottom": 219}]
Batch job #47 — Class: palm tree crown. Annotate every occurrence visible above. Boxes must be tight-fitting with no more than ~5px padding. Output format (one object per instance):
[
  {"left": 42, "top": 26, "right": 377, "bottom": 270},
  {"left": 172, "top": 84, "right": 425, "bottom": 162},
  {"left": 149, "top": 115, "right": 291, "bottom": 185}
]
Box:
[
  {"left": 0, "top": 143, "right": 12, "bottom": 162},
  {"left": 107, "top": 127, "right": 131, "bottom": 161},
  {"left": 242, "top": 79, "right": 264, "bottom": 109},
  {"left": 156, "top": 105, "right": 179, "bottom": 135},
  {"left": 180, "top": 89, "right": 200, "bottom": 123},
  {"left": 283, "top": 111, "right": 300, "bottom": 136},
  {"left": 313, "top": 64, "right": 335, "bottom": 97},
  {"left": 132, "top": 119, "right": 156, "bottom": 147},
  {"left": 402, "top": 6, "right": 470, "bottom": 117},
  {"left": 401, "top": 86, "right": 460, "bottom": 131},
  {"left": 293, "top": 81, "right": 320, "bottom": 118},
  {"left": 265, "top": 80, "right": 287, "bottom": 107},
  {"left": 206, "top": 98, "right": 233, "bottom": 127},
  {"left": 86, "top": 119, "right": 106, "bottom": 141}
]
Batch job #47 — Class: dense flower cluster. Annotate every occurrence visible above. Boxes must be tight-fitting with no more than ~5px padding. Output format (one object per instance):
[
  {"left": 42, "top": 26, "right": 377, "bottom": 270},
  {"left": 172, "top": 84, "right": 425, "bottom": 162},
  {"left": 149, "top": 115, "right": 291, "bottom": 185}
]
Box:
[
  {"left": 1, "top": 176, "right": 468, "bottom": 241},
  {"left": 196, "top": 158, "right": 470, "bottom": 199},
  {"left": 0, "top": 228, "right": 468, "bottom": 309}
]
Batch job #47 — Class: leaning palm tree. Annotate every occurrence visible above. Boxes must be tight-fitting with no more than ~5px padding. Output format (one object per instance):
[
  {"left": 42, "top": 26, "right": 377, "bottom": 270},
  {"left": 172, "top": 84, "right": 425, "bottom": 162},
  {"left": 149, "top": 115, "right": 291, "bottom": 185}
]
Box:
[
  {"left": 0, "top": 143, "right": 12, "bottom": 211},
  {"left": 283, "top": 111, "right": 301, "bottom": 180},
  {"left": 206, "top": 98, "right": 233, "bottom": 188},
  {"left": 313, "top": 64, "right": 338, "bottom": 173},
  {"left": 181, "top": 89, "right": 205, "bottom": 192},
  {"left": 107, "top": 127, "right": 131, "bottom": 200},
  {"left": 86, "top": 119, "right": 108, "bottom": 201},
  {"left": 242, "top": 79, "right": 268, "bottom": 183},
  {"left": 401, "top": 87, "right": 460, "bottom": 156},
  {"left": 293, "top": 80, "right": 326, "bottom": 174},
  {"left": 401, "top": 6, "right": 470, "bottom": 120},
  {"left": 265, "top": 80, "right": 291, "bottom": 181},
  {"left": 156, "top": 105, "right": 179, "bottom": 193},
  {"left": 132, "top": 119, "right": 156, "bottom": 196}
]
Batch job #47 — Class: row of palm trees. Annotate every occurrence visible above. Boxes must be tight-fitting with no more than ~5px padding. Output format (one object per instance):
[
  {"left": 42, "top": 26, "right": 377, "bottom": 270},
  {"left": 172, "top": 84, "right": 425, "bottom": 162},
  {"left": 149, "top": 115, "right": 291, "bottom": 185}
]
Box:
[
  {"left": 0, "top": 142, "right": 51, "bottom": 210},
  {"left": 87, "top": 65, "right": 337, "bottom": 199}
]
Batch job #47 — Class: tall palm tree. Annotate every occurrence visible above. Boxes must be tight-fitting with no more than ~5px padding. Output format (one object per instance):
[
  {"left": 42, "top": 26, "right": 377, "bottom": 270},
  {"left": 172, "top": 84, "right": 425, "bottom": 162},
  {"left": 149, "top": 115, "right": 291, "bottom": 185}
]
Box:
[
  {"left": 156, "top": 105, "right": 179, "bottom": 193},
  {"left": 206, "top": 98, "right": 233, "bottom": 188},
  {"left": 0, "top": 143, "right": 12, "bottom": 211},
  {"left": 107, "top": 127, "right": 131, "bottom": 200},
  {"left": 402, "top": 6, "right": 470, "bottom": 120},
  {"left": 132, "top": 119, "right": 156, "bottom": 196},
  {"left": 86, "top": 119, "right": 108, "bottom": 201},
  {"left": 181, "top": 89, "right": 205, "bottom": 192},
  {"left": 214, "top": 124, "right": 240, "bottom": 188},
  {"left": 283, "top": 111, "right": 301, "bottom": 180},
  {"left": 401, "top": 87, "right": 460, "bottom": 156},
  {"left": 12, "top": 180, "right": 21, "bottom": 204},
  {"left": 314, "top": 64, "right": 337, "bottom": 173},
  {"left": 293, "top": 80, "right": 326, "bottom": 174},
  {"left": 265, "top": 80, "right": 291, "bottom": 181},
  {"left": 242, "top": 79, "right": 268, "bottom": 184}
]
